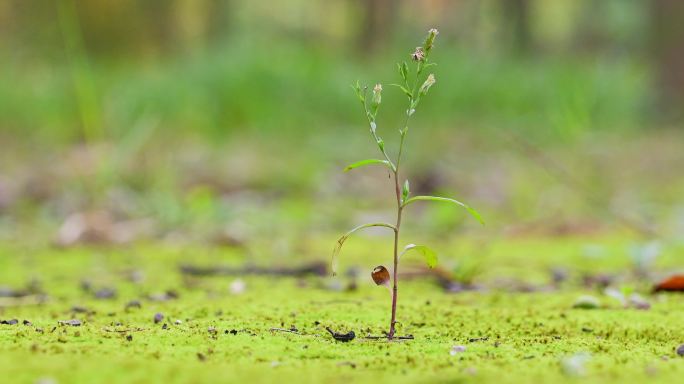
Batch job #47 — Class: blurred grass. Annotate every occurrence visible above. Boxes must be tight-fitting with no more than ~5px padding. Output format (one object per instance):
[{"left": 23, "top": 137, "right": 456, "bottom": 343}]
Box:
[{"left": 0, "top": 36, "right": 650, "bottom": 145}]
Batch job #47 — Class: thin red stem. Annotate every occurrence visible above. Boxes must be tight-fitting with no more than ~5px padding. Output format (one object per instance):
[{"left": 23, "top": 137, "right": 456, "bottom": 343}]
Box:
[{"left": 388, "top": 170, "right": 403, "bottom": 340}]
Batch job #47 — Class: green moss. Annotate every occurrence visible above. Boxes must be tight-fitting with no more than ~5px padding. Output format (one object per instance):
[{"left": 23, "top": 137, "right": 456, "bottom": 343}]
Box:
[{"left": 1, "top": 237, "right": 683, "bottom": 383}]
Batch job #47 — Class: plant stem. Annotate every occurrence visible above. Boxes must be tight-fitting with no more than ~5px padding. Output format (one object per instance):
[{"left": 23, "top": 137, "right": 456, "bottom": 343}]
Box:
[
  {"left": 388, "top": 169, "right": 402, "bottom": 340},
  {"left": 384, "top": 57, "right": 426, "bottom": 339},
  {"left": 388, "top": 124, "right": 409, "bottom": 340}
]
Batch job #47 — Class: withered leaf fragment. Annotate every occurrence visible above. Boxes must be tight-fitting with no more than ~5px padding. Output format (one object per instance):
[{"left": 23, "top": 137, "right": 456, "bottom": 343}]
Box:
[
  {"left": 654, "top": 275, "right": 684, "bottom": 292},
  {"left": 326, "top": 327, "right": 356, "bottom": 342}
]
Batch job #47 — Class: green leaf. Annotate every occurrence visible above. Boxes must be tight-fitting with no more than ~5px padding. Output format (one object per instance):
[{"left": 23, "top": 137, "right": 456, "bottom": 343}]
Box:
[
  {"left": 401, "top": 244, "right": 438, "bottom": 268},
  {"left": 402, "top": 195, "right": 484, "bottom": 225},
  {"left": 402, "top": 179, "right": 410, "bottom": 202},
  {"left": 343, "top": 159, "right": 392, "bottom": 172},
  {"left": 388, "top": 84, "right": 412, "bottom": 98},
  {"left": 398, "top": 62, "right": 408, "bottom": 82},
  {"left": 352, "top": 80, "right": 365, "bottom": 104},
  {"left": 377, "top": 138, "right": 385, "bottom": 152},
  {"left": 332, "top": 223, "right": 397, "bottom": 276}
]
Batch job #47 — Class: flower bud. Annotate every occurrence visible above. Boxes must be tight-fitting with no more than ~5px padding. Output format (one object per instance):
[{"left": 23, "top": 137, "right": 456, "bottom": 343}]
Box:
[
  {"left": 372, "top": 83, "right": 382, "bottom": 106},
  {"left": 411, "top": 47, "right": 425, "bottom": 62},
  {"left": 419, "top": 74, "right": 436, "bottom": 95},
  {"left": 424, "top": 28, "right": 439, "bottom": 53}
]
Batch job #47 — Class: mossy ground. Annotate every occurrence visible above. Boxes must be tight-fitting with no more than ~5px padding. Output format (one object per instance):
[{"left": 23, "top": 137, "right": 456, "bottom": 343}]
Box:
[{"left": 1, "top": 235, "right": 684, "bottom": 383}]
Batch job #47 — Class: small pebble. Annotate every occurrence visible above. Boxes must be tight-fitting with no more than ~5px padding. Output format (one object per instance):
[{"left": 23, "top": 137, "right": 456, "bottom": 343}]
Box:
[
  {"left": 35, "top": 377, "right": 57, "bottom": 384},
  {"left": 629, "top": 294, "right": 651, "bottom": 310},
  {"left": 561, "top": 353, "right": 591, "bottom": 377},
  {"left": 676, "top": 344, "right": 684, "bottom": 357},
  {"left": 94, "top": 287, "right": 117, "bottom": 299},
  {"left": 230, "top": 279, "right": 246, "bottom": 295},
  {"left": 1, "top": 319, "right": 18, "bottom": 325},
  {"left": 450, "top": 345, "right": 466, "bottom": 355},
  {"left": 153, "top": 313, "right": 164, "bottom": 324},
  {"left": 572, "top": 295, "right": 600, "bottom": 309},
  {"left": 58, "top": 319, "right": 82, "bottom": 327},
  {"left": 174, "top": 319, "right": 182, "bottom": 325},
  {"left": 125, "top": 300, "right": 142, "bottom": 310}
]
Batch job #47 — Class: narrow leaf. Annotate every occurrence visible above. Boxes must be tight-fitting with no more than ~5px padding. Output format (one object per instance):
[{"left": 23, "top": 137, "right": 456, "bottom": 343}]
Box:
[
  {"left": 402, "top": 195, "right": 484, "bottom": 225},
  {"left": 402, "top": 179, "right": 410, "bottom": 202},
  {"left": 377, "top": 138, "right": 385, "bottom": 152},
  {"left": 402, "top": 244, "right": 438, "bottom": 268},
  {"left": 388, "top": 83, "right": 412, "bottom": 98},
  {"left": 401, "top": 62, "right": 409, "bottom": 82},
  {"left": 331, "top": 223, "right": 397, "bottom": 276},
  {"left": 343, "top": 159, "right": 392, "bottom": 172},
  {"left": 352, "top": 80, "right": 365, "bottom": 103}
]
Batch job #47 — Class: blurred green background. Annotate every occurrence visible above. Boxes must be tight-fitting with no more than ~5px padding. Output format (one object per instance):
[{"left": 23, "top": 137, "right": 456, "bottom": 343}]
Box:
[{"left": 0, "top": 0, "right": 683, "bottom": 249}]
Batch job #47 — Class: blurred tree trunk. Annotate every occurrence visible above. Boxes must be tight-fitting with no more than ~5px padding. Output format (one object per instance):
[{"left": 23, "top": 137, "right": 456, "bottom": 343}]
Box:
[
  {"left": 172, "top": 0, "right": 232, "bottom": 52},
  {"left": 501, "top": 0, "right": 531, "bottom": 54},
  {"left": 652, "top": 0, "right": 684, "bottom": 118},
  {"left": 357, "top": 0, "right": 397, "bottom": 54},
  {"left": 205, "top": 0, "right": 232, "bottom": 41}
]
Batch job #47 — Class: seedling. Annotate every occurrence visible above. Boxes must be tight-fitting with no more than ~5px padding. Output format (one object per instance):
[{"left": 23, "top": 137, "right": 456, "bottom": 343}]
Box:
[{"left": 332, "top": 28, "right": 483, "bottom": 340}]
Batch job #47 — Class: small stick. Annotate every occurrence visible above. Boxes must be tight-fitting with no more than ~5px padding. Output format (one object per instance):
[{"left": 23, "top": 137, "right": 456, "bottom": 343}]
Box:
[
  {"left": 363, "top": 334, "right": 414, "bottom": 340},
  {"left": 101, "top": 327, "right": 146, "bottom": 333}
]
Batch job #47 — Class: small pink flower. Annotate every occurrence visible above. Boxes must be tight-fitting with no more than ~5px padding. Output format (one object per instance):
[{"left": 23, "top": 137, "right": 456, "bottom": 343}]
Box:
[{"left": 411, "top": 47, "right": 425, "bottom": 61}]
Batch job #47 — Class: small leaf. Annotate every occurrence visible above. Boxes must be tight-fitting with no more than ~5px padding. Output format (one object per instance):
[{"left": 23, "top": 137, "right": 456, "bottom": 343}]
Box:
[
  {"left": 377, "top": 138, "right": 385, "bottom": 152},
  {"left": 402, "top": 195, "right": 484, "bottom": 225},
  {"left": 389, "top": 83, "right": 412, "bottom": 98},
  {"left": 402, "top": 244, "right": 438, "bottom": 268},
  {"left": 402, "top": 180, "right": 410, "bottom": 202},
  {"left": 654, "top": 275, "right": 684, "bottom": 292},
  {"left": 398, "top": 62, "right": 408, "bottom": 81},
  {"left": 331, "top": 223, "right": 397, "bottom": 276},
  {"left": 371, "top": 266, "right": 390, "bottom": 286},
  {"left": 352, "top": 80, "right": 365, "bottom": 103},
  {"left": 343, "top": 159, "right": 392, "bottom": 172}
]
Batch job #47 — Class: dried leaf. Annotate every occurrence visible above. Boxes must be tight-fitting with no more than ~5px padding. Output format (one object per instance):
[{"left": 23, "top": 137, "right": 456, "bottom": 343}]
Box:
[{"left": 654, "top": 275, "right": 684, "bottom": 292}]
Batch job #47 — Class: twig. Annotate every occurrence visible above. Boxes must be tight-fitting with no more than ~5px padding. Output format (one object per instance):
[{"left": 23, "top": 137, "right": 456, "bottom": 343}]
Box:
[
  {"left": 180, "top": 262, "right": 327, "bottom": 277},
  {"left": 0, "top": 295, "right": 48, "bottom": 308},
  {"left": 363, "top": 334, "right": 414, "bottom": 340},
  {"left": 101, "top": 327, "right": 146, "bottom": 333},
  {"left": 269, "top": 327, "right": 300, "bottom": 334}
]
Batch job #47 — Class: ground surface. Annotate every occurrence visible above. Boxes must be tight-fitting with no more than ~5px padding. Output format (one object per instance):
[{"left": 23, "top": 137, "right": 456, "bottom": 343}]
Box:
[{"left": 1, "top": 235, "right": 684, "bottom": 384}]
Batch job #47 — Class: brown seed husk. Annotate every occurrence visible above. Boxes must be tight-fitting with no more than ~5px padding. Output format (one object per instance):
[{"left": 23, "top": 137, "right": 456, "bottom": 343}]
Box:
[{"left": 371, "top": 266, "right": 390, "bottom": 286}]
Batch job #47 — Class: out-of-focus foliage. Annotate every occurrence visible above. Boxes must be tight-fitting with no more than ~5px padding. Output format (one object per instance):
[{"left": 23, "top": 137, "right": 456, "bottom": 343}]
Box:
[
  {"left": 0, "top": 0, "right": 682, "bottom": 246},
  {"left": 0, "top": 0, "right": 664, "bottom": 145}
]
